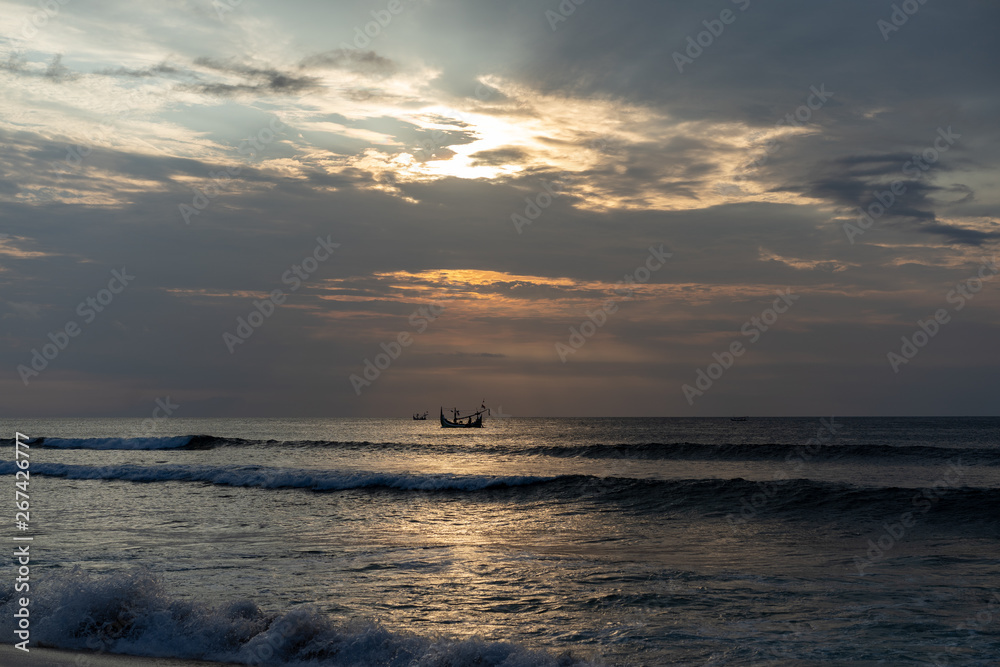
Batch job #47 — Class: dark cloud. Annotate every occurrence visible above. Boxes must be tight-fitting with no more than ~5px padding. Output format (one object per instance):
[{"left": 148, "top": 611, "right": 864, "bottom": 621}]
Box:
[
  {"left": 421, "top": 114, "right": 472, "bottom": 129},
  {"left": 299, "top": 49, "right": 397, "bottom": 76},
  {"left": 469, "top": 147, "right": 529, "bottom": 166},
  {"left": 97, "top": 62, "right": 179, "bottom": 77},
  {"left": 341, "top": 88, "right": 395, "bottom": 102},
  {"left": 0, "top": 53, "right": 78, "bottom": 81},
  {"left": 769, "top": 146, "right": 988, "bottom": 242},
  {"left": 915, "top": 222, "right": 1000, "bottom": 246},
  {"left": 0, "top": 52, "right": 25, "bottom": 72},
  {"left": 44, "top": 54, "right": 74, "bottom": 81},
  {"left": 188, "top": 57, "right": 321, "bottom": 95}
]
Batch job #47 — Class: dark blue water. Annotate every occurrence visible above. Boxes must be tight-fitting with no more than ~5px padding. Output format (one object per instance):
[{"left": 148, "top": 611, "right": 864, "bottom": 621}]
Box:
[{"left": 1, "top": 417, "right": 998, "bottom": 665}]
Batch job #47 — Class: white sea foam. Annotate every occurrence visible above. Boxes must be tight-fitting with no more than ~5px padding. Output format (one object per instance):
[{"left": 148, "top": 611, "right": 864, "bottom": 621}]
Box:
[{"left": 0, "top": 569, "right": 598, "bottom": 666}]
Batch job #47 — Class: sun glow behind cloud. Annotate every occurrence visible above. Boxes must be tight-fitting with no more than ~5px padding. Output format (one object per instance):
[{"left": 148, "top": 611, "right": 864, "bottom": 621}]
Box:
[
  {"left": 0, "top": 31, "right": 849, "bottom": 220},
  {"left": 2, "top": 0, "right": 999, "bottom": 418},
  {"left": 0, "top": 36, "right": 839, "bottom": 215}
]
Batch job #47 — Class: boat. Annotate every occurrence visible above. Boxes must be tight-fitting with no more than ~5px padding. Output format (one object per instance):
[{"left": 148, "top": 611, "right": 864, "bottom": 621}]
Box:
[
  {"left": 412, "top": 412, "right": 428, "bottom": 420},
  {"left": 730, "top": 416, "right": 749, "bottom": 422},
  {"left": 440, "top": 403, "right": 489, "bottom": 428}
]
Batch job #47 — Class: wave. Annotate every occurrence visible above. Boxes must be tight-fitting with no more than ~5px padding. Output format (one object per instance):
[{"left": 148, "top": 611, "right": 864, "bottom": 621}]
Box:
[
  {"left": 520, "top": 442, "right": 1000, "bottom": 464},
  {"left": 546, "top": 475, "right": 1000, "bottom": 528},
  {"left": 28, "top": 434, "right": 227, "bottom": 450},
  {"left": 0, "top": 461, "right": 556, "bottom": 492},
  {"left": 0, "top": 570, "right": 598, "bottom": 666},
  {"left": 24, "top": 434, "right": 1000, "bottom": 464},
  {"left": 4, "top": 460, "right": 998, "bottom": 527}
]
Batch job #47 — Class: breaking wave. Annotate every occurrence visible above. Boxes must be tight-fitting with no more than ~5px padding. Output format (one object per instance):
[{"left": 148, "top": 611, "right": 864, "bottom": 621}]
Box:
[{"left": 0, "top": 570, "right": 597, "bottom": 666}]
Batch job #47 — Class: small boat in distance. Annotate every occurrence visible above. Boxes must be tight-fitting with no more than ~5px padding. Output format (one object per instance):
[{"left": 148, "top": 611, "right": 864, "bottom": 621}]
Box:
[
  {"left": 441, "top": 403, "right": 489, "bottom": 428},
  {"left": 412, "top": 412, "right": 428, "bottom": 420},
  {"left": 730, "top": 416, "right": 749, "bottom": 422}
]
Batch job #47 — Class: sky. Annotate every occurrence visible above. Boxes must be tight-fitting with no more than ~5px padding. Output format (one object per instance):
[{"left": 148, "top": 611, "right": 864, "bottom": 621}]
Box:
[{"left": 1, "top": 0, "right": 999, "bottom": 417}]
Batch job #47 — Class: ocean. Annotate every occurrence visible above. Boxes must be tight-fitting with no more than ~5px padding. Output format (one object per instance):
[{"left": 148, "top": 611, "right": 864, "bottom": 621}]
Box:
[{"left": 1, "top": 416, "right": 998, "bottom": 665}]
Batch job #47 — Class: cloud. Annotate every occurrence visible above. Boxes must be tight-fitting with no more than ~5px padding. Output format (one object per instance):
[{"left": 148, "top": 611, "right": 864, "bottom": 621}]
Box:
[
  {"left": 0, "top": 53, "right": 78, "bottom": 81},
  {"left": 469, "top": 147, "right": 529, "bottom": 166},
  {"left": 298, "top": 49, "right": 397, "bottom": 77},
  {"left": 915, "top": 222, "right": 1000, "bottom": 246},
  {"left": 187, "top": 57, "right": 321, "bottom": 95},
  {"left": 97, "top": 62, "right": 179, "bottom": 77},
  {"left": 44, "top": 54, "right": 73, "bottom": 81}
]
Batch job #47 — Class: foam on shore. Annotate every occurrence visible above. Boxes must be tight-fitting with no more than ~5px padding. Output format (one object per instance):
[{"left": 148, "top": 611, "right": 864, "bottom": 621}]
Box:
[{"left": 0, "top": 570, "right": 598, "bottom": 666}]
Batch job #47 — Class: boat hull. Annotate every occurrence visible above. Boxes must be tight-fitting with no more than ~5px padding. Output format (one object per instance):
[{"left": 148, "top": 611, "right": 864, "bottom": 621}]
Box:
[{"left": 440, "top": 409, "right": 483, "bottom": 428}]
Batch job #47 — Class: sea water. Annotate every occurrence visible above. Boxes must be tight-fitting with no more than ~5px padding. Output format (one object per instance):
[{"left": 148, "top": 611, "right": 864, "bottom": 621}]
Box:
[{"left": 1, "top": 417, "right": 998, "bottom": 665}]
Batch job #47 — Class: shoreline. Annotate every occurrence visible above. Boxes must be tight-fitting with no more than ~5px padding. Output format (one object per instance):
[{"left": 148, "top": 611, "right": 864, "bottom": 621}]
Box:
[{"left": 0, "top": 645, "right": 243, "bottom": 667}]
